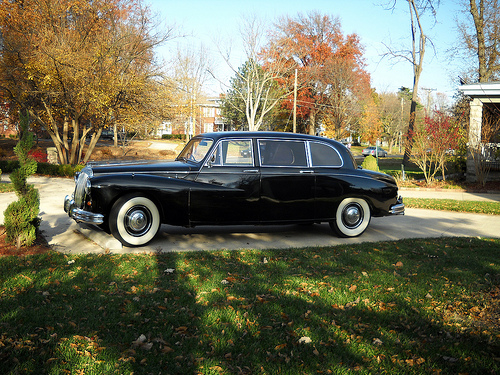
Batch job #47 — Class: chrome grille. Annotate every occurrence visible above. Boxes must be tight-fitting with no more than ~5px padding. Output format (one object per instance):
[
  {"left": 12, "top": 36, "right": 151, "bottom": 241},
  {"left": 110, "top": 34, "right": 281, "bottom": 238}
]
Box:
[{"left": 74, "top": 167, "right": 93, "bottom": 208}]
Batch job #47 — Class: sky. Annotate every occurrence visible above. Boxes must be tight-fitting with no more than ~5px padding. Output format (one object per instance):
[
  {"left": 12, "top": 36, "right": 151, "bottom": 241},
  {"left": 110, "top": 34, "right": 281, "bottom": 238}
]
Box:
[{"left": 146, "top": 0, "right": 467, "bottom": 105}]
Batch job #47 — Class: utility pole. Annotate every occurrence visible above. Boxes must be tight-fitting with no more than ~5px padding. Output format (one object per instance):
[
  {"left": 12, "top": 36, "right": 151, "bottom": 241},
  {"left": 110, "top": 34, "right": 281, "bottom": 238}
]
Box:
[{"left": 421, "top": 87, "right": 436, "bottom": 115}]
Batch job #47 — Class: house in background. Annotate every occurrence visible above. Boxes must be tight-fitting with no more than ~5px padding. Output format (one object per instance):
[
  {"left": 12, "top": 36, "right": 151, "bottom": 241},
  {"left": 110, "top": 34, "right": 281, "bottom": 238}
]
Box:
[
  {"left": 458, "top": 82, "right": 500, "bottom": 182},
  {"left": 156, "top": 96, "right": 228, "bottom": 138}
]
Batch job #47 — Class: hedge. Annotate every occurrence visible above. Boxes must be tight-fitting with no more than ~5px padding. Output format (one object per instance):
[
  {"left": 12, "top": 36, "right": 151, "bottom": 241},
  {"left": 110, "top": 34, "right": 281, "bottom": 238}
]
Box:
[
  {"left": 161, "top": 134, "right": 185, "bottom": 140},
  {"left": 0, "top": 160, "right": 84, "bottom": 177}
]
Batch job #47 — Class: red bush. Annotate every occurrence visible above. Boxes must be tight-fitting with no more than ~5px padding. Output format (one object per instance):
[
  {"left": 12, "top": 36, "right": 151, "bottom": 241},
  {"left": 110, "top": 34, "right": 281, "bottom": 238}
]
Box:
[{"left": 28, "top": 149, "right": 48, "bottom": 163}]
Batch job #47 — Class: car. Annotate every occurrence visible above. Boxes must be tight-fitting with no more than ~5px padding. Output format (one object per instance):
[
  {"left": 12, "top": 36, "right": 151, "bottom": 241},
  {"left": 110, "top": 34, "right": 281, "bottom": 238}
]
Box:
[
  {"left": 362, "top": 146, "right": 388, "bottom": 157},
  {"left": 64, "top": 132, "right": 404, "bottom": 247}
]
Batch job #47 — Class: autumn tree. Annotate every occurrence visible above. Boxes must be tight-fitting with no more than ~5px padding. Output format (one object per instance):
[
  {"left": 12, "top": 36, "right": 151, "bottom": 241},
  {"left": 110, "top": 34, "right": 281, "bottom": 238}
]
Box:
[
  {"left": 0, "top": 0, "right": 173, "bottom": 164},
  {"left": 264, "top": 12, "right": 371, "bottom": 137},
  {"left": 359, "top": 95, "right": 383, "bottom": 144},
  {"left": 411, "top": 112, "right": 464, "bottom": 183}
]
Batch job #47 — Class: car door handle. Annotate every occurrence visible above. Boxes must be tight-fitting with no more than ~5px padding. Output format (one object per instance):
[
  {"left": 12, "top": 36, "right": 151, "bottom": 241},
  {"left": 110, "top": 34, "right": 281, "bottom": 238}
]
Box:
[
  {"left": 300, "top": 170, "right": 314, "bottom": 174},
  {"left": 243, "top": 169, "right": 259, "bottom": 173}
]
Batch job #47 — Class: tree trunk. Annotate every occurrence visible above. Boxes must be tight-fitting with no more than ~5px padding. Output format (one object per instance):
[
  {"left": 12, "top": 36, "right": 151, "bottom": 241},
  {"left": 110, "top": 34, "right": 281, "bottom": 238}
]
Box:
[
  {"left": 403, "top": 100, "right": 418, "bottom": 166},
  {"left": 470, "top": 0, "right": 488, "bottom": 82},
  {"left": 403, "top": 0, "right": 426, "bottom": 167},
  {"left": 309, "top": 107, "right": 316, "bottom": 135}
]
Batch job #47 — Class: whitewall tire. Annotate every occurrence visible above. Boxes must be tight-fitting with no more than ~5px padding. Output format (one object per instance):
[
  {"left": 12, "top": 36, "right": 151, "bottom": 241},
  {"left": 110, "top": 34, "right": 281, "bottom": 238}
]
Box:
[
  {"left": 330, "top": 198, "right": 371, "bottom": 237},
  {"left": 109, "top": 194, "right": 161, "bottom": 247}
]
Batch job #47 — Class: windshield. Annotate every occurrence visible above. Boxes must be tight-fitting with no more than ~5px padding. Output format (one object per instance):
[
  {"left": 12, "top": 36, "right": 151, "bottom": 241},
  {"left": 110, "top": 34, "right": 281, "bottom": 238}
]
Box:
[{"left": 176, "top": 138, "right": 214, "bottom": 163}]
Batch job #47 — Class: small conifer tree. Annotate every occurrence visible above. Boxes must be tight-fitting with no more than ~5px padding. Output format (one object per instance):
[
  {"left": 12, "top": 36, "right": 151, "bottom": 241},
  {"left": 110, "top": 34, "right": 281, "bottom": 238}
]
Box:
[{"left": 4, "top": 111, "right": 40, "bottom": 249}]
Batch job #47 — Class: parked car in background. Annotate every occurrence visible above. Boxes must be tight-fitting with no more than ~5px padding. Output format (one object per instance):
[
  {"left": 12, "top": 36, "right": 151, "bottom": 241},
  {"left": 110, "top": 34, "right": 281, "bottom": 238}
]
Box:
[
  {"left": 64, "top": 132, "right": 404, "bottom": 247},
  {"left": 362, "top": 146, "right": 388, "bottom": 157}
]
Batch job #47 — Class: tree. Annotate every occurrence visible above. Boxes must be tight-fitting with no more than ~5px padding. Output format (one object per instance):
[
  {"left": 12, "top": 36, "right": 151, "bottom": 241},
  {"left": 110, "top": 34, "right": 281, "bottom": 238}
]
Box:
[
  {"left": 458, "top": 0, "right": 500, "bottom": 82},
  {"left": 214, "top": 15, "right": 293, "bottom": 131},
  {"left": 411, "top": 111, "right": 464, "bottom": 184},
  {"left": 359, "top": 95, "right": 383, "bottom": 144},
  {"left": 383, "top": 0, "right": 438, "bottom": 166},
  {"left": 220, "top": 59, "right": 284, "bottom": 130},
  {"left": 265, "top": 12, "right": 371, "bottom": 136},
  {"left": 3, "top": 111, "right": 40, "bottom": 249},
  {"left": 0, "top": 0, "right": 173, "bottom": 164},
  {"left": 378, "top": 92, "right": 405, "bottom": 153},
  {"left": 167, "top": 44, "right": 212, "bottom": 139}
]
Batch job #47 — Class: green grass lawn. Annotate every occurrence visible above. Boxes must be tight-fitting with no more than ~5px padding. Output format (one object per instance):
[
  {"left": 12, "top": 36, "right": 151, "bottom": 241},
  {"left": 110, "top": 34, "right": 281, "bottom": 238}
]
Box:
[
  {"left": 405, "top": 198, "right": 500, "bottom": 215},
  {"left": 1, "top": 237, "right": 499, "bottom": 374}
]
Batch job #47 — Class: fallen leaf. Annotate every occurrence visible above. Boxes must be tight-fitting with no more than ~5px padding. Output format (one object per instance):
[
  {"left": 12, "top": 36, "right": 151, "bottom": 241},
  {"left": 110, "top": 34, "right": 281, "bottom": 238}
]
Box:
[
  {"left": 132, "top": 334, "right": 147, "bottom": 346},
  {"left": 298, "top": 336, "right": 312, "bottom": 344}
]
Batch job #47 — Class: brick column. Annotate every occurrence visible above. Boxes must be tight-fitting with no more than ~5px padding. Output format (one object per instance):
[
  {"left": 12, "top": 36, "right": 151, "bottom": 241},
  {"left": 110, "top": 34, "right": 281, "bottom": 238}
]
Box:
[{"left": 467, "top": 98, "right": 483, "bottom": 182}]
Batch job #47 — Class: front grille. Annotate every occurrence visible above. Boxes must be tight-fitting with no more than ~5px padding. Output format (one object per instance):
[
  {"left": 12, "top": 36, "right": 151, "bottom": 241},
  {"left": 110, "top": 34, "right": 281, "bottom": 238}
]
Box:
[{"left": 74, "top": 167, "right": 93, "bottom": 208}]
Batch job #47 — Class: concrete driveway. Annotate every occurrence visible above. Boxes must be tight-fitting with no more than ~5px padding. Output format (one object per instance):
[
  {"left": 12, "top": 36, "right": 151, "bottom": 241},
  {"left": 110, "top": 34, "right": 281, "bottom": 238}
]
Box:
[{"left": 1, "top": 175, "right": 499, "bottom": 254}]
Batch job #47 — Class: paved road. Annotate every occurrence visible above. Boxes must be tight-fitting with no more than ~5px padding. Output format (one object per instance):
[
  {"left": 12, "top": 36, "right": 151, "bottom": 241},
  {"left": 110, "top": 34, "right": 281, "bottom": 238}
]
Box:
[{"left": 1, "top": 176, "right": 499, "bottom": 254}]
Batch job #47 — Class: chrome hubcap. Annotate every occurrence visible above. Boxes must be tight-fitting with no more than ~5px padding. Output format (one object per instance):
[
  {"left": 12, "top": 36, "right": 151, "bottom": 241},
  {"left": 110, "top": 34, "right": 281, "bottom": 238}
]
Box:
[
  {"left": 343, "top": 204, "right": 362, "bottom": 228},
  {"left": 125, "top": 206, "right": 151, "bottom": 235}
]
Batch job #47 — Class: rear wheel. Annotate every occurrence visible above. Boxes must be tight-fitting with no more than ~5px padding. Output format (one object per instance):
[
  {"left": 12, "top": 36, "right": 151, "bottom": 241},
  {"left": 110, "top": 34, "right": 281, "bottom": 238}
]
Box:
[
  {"left": 330, "top": 198, "right": 370, "bottom": 237},
  {"left": 109, "top": 194, "right": 161, "bottom": 247}
]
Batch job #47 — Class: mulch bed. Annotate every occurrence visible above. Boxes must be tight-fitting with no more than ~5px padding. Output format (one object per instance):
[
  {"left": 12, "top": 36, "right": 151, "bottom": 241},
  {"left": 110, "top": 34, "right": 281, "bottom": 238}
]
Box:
[{"left": 0, "top": 226, "right": 52, "bottom": 257}]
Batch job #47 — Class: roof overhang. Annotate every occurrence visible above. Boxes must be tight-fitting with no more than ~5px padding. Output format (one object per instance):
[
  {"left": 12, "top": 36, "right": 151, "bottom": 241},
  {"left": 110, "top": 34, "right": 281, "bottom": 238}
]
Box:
[{"left": 458, "top": 82, "right": 500, "bottom": 102}]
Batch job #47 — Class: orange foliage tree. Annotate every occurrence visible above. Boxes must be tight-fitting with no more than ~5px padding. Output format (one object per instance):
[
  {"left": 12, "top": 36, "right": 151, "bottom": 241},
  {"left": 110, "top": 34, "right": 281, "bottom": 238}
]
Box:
[
  {"left": 0, "top": 0, "right": 172, "bottom": 164},
  {"left": 360, "top": 96, "right": 383, "bottom": 144},
  {"left": 263, "top": 12, "right": 371, "bottom": 137}
]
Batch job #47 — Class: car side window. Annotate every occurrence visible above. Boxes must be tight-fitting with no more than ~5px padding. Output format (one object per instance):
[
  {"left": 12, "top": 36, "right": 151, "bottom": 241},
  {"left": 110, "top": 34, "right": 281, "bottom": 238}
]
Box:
[
  {"left": 211, "top": 139, "right": 253, "bottom": 166},
  {"left": 309, "top": 142, "right": 343, "bottom": 167},
  {"left": 259, "top": 140, "right": 308, "bottom": 167}
]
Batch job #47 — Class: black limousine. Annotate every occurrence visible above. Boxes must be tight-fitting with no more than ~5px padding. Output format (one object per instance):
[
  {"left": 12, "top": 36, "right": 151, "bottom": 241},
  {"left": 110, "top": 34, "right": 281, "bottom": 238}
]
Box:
[{"left": 64, "top": 132, "right": 404, "bottom": 247}]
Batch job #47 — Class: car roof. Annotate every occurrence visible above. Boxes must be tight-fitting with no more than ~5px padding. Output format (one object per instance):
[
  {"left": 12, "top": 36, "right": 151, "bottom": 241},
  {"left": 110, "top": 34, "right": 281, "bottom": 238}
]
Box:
[{"left": 194, "top": 131, "right": 342, "bottom": 145}]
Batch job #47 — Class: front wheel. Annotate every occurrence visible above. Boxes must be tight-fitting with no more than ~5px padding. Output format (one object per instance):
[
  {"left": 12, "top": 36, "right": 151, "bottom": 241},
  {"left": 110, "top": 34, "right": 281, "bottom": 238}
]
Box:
[
  {"left": 330, "top": 198, "right": 370, "bottom": 237},
  {"left": 109, "top": 194, "right": 161, "bottom": 247}
]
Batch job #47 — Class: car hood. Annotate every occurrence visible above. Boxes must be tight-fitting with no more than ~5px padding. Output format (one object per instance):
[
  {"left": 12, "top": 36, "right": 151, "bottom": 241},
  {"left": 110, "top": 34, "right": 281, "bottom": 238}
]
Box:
[{"left": 88, "top": 159, "right": 197, "bottom": 175}]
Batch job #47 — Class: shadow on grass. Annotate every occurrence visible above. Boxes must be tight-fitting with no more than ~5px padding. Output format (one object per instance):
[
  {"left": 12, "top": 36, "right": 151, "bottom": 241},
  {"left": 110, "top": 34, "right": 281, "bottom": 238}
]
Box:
[{"left": 0, "top": 237, "right": 499, "bottom": 374}]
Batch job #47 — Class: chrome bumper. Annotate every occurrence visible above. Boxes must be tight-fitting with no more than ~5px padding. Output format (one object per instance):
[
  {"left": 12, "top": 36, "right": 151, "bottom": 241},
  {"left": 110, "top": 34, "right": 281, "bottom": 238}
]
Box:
[
  {"left": 389, "top": 196, "right": 405, "bottom": 215},
  {"left": 64, "top": 195, "right": 104, "bottom": 225}
]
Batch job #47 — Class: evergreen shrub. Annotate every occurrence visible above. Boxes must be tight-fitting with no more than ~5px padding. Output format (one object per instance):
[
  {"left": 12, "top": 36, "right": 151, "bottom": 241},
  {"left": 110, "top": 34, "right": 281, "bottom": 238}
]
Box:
[
  {"left": 3, "top": 112, "right": 40, "bottom": 248},
  {"left": 361, "top": 155, "right": 379, "bottom": 172}
]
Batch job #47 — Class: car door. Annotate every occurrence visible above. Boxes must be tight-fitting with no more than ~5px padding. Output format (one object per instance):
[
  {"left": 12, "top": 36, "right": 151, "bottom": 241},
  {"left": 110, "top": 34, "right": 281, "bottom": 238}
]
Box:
[
  {"left": 190, "top": 138, "right": 260, "bottom": 224},
  {"left": 309, "top": 141, "right": 347, "bottom": 220},
  {"left": 258, "top": 139, "right": 316, "bottom": 222}
]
